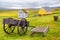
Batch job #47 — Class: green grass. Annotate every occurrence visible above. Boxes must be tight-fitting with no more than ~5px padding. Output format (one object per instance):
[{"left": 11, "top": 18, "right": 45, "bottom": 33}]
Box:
[{"left": 0, "top": 10, "right": 60, "bottom": 40}]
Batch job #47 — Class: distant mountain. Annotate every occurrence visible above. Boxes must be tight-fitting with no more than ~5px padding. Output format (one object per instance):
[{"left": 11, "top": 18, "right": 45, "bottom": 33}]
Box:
[
  {"left": 0, "top": 7, "right": 18, "bottom": 10},
  {"left": 50, "top": 7, "right": 60, "bottom": 9},
  {"left": 0, "top": 6, "right": 60, "bottom": 10}
]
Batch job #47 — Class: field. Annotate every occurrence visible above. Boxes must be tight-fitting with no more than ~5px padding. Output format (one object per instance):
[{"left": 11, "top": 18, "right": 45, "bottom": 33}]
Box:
[{"left": 0, "top": 10, "right": 60, "bottom": 40}]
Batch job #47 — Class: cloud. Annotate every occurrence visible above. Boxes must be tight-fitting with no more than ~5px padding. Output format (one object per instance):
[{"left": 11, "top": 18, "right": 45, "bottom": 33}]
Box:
[
  {"left": 0, "top": 0, "right": 60, "bottom": 9},
  {"left": 49, "top": 3, "right": 60, "bottom": 7}
]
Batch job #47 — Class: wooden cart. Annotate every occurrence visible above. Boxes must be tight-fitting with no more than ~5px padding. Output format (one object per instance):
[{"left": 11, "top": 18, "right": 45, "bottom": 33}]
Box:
[{"left": 3, "top": 18, "right": 29, "bottom": 35}]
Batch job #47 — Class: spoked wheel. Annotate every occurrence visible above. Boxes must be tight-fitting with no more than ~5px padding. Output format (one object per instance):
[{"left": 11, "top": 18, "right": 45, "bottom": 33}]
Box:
[
  {"left": 17, "top": 26, "right": 28, "bottom": 36},
  {"left": 3, "top": 24, "right": 15, "bottom": 34}
]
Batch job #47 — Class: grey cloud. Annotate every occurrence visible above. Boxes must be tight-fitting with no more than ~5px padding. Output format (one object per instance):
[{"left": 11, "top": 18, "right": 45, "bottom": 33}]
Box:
[{"left": 0, "top": 0, "right": 60, "bottom": 9}]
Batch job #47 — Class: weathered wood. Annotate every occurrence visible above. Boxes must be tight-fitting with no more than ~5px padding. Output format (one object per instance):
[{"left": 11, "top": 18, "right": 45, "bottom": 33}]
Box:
[
  {"left": 3, "top": 18, "right": 18, "bottom": 25},
  {"left": 3, "top": 19, "right": 9, "bottom": 24},
  {"left": 3, "top": 18, "right": 29, "bottom": 35},
  {"left": 30, "top": 26, "right": 49, "bottom": 36}
]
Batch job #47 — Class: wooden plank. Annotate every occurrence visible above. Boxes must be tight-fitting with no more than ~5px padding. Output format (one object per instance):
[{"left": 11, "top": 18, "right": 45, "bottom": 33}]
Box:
[{"left": 30, "top": 26, "right": 49, "bottom": 36}]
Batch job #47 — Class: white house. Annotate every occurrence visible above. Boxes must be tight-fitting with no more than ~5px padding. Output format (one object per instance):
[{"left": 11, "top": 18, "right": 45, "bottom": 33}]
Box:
[{"left": 18, "top": 9, "right": 28, "bottom": 18}]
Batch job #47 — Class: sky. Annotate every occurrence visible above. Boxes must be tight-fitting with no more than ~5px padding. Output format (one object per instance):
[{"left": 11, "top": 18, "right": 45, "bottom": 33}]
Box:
[{"left": 0, "top": 0, "right": 60, "bottom": 9}]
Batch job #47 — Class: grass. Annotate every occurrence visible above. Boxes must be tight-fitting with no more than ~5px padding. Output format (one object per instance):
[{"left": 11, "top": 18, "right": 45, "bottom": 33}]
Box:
[
  {"left": 0, "top": 10, "right": 60, "bottom": 40},
  {"left": 0, "top": 10, "right": 18, "bottom": 16}
]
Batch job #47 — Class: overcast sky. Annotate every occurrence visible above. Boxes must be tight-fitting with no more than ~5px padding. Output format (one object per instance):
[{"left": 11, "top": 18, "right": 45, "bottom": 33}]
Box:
[{"left": 0, "top": 0, "right": 60, "bottom": 9}]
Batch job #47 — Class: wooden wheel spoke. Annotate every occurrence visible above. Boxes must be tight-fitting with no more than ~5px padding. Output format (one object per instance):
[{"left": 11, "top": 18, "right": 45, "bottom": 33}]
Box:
[
  {"left": 5, "top": 27, "right": 12, "bottom": 33},
  {"left": 18, "top": 26, "right": 28, "bottom": 35},
  {"left": 3, "top": 24, "right": 15, "bottom": 34}
]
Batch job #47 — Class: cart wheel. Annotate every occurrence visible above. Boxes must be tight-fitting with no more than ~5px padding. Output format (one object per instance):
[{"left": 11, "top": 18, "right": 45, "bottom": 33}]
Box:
[
  {"left": 3, "top": 24, "right": 15, "bottom": 34},
  {"left": 17, "top": 26, "right": 28, "bottom": 35}
]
